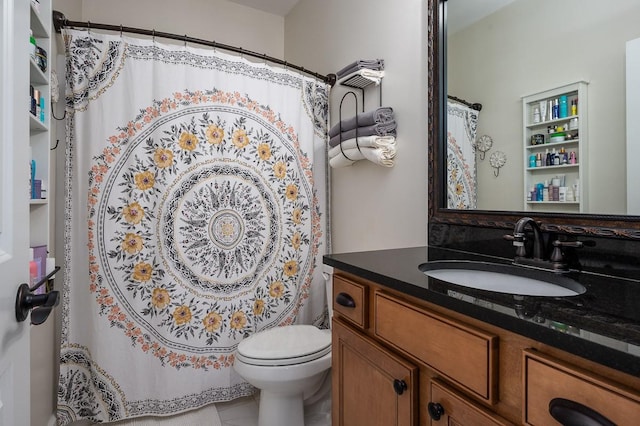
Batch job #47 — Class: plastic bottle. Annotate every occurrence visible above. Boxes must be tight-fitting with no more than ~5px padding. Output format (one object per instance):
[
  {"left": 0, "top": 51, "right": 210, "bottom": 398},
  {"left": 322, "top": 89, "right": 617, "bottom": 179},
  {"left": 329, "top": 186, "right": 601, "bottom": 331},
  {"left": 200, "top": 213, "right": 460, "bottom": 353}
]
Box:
[
  {"left": 29, "top": 248, "right": 39, "bottom": 292},
  {"left": 30, "top": 30, "right": 37, "bottom": 61},
  {"left": 552, "top": 99, "right": 559, "bottom": 120},
  {"left": 529, "top": 154, "right": 536, "bottom": 168},
  {"left": 559, "top": 95, "right": 568, "bottom": 118}
]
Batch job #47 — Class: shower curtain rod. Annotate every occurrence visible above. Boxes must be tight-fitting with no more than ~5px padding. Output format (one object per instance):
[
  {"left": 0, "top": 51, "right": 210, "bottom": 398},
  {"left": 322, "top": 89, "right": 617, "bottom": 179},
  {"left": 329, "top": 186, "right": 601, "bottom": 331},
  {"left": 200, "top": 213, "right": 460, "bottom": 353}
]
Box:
[
  {"left": 52, "top": 10, "right": 337, "bottom": 86},
  {"left": 447, "top": 95, "right": 482, "bottom": 111}
]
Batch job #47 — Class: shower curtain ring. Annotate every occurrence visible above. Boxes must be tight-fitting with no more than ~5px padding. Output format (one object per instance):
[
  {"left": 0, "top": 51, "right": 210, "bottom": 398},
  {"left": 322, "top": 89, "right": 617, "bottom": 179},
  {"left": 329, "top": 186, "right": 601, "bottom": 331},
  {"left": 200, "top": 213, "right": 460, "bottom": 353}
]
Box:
[
  {"left": 87, "top": 21, "right": 91, "bottom": 34},
  {"left": 152, "top": 29, "right": 156, "bottom": 43},
  {"left": 119, "top": 24, "right": 123, "bottom": 37},
  {"left": 184, "top": 34, "right": 187, "bottom": 47}
]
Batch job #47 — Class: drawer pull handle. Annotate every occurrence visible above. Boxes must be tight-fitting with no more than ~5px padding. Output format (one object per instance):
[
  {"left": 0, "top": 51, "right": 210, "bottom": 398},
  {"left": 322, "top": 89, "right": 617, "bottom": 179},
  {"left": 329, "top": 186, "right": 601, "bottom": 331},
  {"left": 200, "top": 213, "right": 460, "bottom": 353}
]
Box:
[
  {"left": 393, "top": 379, "right": 407, "bottom": 395},
  {"left": 427, "top": 402, "right": 445, "bottom": 421},
  {"left": 336, "top": 292, "right": 356, "bottom": 308},
  {"left": 549, "top": 398, "right": 615, "bottom": 426}
]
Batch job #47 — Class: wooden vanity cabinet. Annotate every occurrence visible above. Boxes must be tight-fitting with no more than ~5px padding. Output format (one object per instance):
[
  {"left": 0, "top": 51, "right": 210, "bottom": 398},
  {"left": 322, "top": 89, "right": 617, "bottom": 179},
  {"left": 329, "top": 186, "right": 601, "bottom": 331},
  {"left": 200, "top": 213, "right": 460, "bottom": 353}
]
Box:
[
  {"left": 523, "top": 349, "right": 640, "bottom": 425},
  {"left": 332, "top": 318, "right": 418, "bottom": 426},
  {"left": 429, "top": 379, "right": 514, "bottom": 426},
  {"left": 331, "top": 269, "right": 640, "bottom": 426}
]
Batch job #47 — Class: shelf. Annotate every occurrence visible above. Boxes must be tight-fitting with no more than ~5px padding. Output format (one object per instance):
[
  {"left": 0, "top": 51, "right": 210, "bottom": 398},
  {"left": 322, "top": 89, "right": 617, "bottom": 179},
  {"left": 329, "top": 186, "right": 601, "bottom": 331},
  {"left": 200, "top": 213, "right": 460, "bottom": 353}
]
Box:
[
  {"left": 522, "top": 81, "right": 588, "bottom": 212},
  {"left": 526, "top": 114, "right": 580, "bottom": 129},
  {"left": 30, "top": 59, "right": 47, "bottom": 84},
  {"left": 526, "top": 140, "right": 579, "bottom": 150},
  {"left": 30, "top": 199, "right": 48, "bottom": 206},
  {"left": 29, "top": 114, "right": 48, "bottom": 132},
  {"left": 526, "top": 201, "right": 580, "bottom": 205},
  {"left": 526, "top": 164, "right": 578, "bottom": 171},
  {"left": 30, "top": 2, "right": 49, "bottom": 38}
]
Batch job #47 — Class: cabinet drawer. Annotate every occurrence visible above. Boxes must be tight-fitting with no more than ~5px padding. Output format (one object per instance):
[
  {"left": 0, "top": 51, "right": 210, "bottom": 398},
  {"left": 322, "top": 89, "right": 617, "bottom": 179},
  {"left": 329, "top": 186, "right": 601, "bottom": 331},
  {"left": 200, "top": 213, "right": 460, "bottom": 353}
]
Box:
[
  {"left": 333, "top": 275, "right": 368, "bottom": 329},
  {"left": 429, "top": 379, "right": 514, "bottom": 426},
  {"left": 523, "top": 349, "right": 640, "bottom": 425},
  {"left": 374, "top": 292, "right": 498, "bottom": 403}
]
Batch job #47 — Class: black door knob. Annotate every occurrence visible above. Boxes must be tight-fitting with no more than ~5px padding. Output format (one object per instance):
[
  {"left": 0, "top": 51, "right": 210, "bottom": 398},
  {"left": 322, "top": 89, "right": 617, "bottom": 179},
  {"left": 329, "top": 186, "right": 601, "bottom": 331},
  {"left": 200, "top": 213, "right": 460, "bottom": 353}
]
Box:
[
  {"left": 393, "top": 379, "right": 407, "bottom": 395},
  {"left": 428, "top": 402, "right": 445, "bottom": 421}
]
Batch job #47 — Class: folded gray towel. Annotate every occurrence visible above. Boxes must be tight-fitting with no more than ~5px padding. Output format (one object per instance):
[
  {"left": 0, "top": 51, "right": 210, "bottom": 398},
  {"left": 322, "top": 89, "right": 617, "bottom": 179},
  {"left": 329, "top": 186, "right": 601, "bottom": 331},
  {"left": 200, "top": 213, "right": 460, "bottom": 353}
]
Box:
[
  {"left": 336, "top": 59, "right": 385, "bottom": 79},
  {"left": 329, "top": 107, "right": 394, "bottom": 138},
  {"left": 328, "top": 121, "right": 397, "bottom": 147}
]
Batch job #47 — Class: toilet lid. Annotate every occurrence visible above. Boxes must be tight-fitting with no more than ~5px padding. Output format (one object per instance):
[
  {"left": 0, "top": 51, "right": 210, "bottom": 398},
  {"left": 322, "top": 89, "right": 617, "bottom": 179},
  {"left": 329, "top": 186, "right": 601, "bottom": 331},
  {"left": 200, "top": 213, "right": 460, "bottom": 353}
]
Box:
[{"left": 236, "top": 325, "right": 331, "bottom": 366}]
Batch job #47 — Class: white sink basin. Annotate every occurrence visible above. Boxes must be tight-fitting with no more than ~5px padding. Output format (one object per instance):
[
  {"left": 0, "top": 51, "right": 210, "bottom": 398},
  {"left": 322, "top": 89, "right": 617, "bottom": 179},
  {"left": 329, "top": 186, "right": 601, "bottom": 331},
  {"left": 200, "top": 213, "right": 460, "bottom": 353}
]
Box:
[{"left": 419, "top": 260, "right": 586, "bottom": 297}]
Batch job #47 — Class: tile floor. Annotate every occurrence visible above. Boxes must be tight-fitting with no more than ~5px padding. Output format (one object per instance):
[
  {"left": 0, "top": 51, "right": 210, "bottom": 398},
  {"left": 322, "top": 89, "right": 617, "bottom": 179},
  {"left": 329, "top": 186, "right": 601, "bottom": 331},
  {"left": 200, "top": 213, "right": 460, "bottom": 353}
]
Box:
[{"left": 216, "top": 392, "right": 331, "bottom": 426}]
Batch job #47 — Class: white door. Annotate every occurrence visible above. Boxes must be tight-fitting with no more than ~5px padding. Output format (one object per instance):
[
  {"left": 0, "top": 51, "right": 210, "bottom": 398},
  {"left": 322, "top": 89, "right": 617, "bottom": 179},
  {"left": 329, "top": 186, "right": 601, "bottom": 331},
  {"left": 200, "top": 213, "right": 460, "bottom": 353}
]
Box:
[{"left": 0, "top": 0, "right": 32, "bottom": 424}]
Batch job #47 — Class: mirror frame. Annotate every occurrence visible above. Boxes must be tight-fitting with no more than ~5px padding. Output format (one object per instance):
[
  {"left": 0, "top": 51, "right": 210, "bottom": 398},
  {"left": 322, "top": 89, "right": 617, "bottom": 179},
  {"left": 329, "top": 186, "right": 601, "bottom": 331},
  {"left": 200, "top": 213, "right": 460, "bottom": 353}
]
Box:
[{"left": 427, "top": 0, "right": 640, "bottom": 240}]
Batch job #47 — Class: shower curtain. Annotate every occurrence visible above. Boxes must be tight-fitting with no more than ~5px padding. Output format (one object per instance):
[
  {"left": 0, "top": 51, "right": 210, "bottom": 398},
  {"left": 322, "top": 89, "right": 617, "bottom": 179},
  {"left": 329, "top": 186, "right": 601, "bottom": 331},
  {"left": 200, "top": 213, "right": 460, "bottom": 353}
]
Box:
[
  {"left": 446, "top": 101, "right": 479, "bottom": 209},
  {"left": 57, "top": 29, "right": 330, "bottom": 424}
]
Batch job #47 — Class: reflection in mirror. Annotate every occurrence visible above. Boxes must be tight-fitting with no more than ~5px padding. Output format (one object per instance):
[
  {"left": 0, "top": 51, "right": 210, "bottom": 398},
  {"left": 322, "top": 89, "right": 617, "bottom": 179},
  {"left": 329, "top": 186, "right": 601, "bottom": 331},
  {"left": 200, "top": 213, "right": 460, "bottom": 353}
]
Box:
[{"left": 445, "top": 0, "right": 640, "bottom": 215}]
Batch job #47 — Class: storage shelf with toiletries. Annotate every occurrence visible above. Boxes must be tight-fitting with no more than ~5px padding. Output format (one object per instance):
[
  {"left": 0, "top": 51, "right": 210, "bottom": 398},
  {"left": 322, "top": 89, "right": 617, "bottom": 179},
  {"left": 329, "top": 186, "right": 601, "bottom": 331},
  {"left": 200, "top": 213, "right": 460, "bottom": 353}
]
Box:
[
  {"left": 522, "top": 81, "right": 588, "bottom": 213},
  {"left": 29, "top": 0, "right": 52, "bottom": 252}
]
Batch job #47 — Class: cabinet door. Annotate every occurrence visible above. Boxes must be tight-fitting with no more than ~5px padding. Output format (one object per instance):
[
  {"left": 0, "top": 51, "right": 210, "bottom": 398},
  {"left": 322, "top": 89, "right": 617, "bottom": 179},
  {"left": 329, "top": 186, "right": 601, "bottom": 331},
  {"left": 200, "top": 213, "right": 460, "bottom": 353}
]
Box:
[
  {"left": 428, "top": 379, "right": 514, "bottom": 426},
  {"left": 333, "top": 318, "right": 418, "bottom": 426}
]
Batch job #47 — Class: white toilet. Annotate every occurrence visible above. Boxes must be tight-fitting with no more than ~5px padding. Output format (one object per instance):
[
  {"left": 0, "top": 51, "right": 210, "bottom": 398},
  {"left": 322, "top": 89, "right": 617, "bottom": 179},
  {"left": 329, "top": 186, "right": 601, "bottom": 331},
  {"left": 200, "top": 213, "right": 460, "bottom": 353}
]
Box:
[{"left": 233, "top": 266, "right": 334, "bottom": 426}]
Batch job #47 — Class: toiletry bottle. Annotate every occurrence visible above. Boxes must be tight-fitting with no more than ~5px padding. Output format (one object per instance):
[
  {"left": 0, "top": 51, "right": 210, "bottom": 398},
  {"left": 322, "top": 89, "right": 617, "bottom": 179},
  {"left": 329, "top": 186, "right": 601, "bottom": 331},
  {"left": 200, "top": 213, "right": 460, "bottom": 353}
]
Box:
[
  {"left": 547, "top": 100, "right": 554, "bottom": 121},
  {"left": 536, "top": 183, "right": 544, "bottom": 201},
  {"left": 560, "top": 147, "right": 568, "bottom": 164},
  {"left": 29, "top": 248, "right": 39, "bottom": 293},
  {"left": 533, "top": 107, "right": 540, "bottom": 123},
  {"left": 537, "top": 152, "right": 543, "bottom": 167},
  {"left": 545, "top": 149, "right": 551, "bottom": 166},
  {"left": 559, "top": 95, "right": 568, "bottom": 118},
  {"left": 573, "top": 180, "right": 580, "bottom": 202},
  {"left": 543, "top": 181, "right": 549, "bottom": 202},
  {"left": 40, "top": 95, "right": 45, "bottom": 122},
  {"left": 569, "top": 151, "right": 577, "bottom": 164},
  {"left": 552, "top": 99, "right": 559, "bottom": 119},
  {"left": 552, "top": 148, "right": 560, "bottom": 166},
  {"left": 539, "top": 101, "right": 547, "bottom": 122},
  {"left": 30, "top": 30, "right": 37, "bottom": 61},
  {"left": 529, "top": 154, "right": 536, "bottom": 168},
  {"left": 572, "top": 98, "right": 578, "bottom": 115}
]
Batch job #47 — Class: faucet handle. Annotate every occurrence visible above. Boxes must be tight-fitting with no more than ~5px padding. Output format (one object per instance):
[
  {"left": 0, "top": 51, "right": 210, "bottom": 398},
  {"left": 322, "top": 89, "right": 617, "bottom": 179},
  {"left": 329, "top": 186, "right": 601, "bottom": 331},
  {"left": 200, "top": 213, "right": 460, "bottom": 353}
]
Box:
[
  {"left": 550, "top": 239, "right": 593, "bottom": 269},
  {"left": 504, "top": 233, "right": 527, "bottom": 257}
]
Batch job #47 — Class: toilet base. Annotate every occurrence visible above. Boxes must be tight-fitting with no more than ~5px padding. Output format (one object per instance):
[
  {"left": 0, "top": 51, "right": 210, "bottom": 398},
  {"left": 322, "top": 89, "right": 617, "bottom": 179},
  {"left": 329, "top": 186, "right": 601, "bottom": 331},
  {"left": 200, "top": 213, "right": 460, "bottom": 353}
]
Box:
[{"left": 258, "top": 390, "right": 305, "bottom": 426}]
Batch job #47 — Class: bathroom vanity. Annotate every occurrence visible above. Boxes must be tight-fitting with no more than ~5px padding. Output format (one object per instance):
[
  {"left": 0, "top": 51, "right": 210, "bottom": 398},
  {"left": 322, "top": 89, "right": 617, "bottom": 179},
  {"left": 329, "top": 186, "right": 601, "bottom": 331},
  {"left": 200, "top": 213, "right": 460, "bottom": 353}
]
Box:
[{"left": 324, "top": 246, "right": 640, "bottom": 425}]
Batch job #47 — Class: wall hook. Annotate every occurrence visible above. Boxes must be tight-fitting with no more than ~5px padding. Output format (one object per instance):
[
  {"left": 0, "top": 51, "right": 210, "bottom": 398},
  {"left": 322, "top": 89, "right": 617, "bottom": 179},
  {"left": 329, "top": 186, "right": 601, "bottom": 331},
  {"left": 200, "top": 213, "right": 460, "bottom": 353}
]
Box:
[{"left": 490, "top": 151, "right": 507, "bottom": 177}]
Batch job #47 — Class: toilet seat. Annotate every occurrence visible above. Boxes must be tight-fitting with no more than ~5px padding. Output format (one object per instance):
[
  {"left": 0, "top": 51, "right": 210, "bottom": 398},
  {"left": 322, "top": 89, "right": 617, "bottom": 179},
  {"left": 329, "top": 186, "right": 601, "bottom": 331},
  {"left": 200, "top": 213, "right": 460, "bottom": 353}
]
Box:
[{"left": 236, "top": 325, "right": 331, "bottom": 366}]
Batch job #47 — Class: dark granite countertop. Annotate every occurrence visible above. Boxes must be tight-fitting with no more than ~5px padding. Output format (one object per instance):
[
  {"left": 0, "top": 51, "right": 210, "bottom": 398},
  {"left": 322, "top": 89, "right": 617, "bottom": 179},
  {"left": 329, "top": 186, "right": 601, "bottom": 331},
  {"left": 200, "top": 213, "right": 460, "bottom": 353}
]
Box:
[{"left": 323, "top": 246, "right": 640, "bottom": 377}]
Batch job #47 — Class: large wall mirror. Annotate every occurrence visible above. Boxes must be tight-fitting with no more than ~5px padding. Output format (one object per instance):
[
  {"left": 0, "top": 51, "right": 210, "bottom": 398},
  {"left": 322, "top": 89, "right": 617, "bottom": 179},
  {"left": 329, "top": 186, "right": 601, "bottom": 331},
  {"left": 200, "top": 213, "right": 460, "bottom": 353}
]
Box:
[{"left": 428, "top": 0, "right": 640, "bottom": 238}]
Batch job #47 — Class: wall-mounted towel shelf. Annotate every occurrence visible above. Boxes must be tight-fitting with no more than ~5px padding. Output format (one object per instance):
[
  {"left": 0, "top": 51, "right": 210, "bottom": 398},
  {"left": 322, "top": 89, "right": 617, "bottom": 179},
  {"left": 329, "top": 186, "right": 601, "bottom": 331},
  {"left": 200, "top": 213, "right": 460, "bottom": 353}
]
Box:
[{"left": 339, "top": 70, "right": 383, "bottom": 112}]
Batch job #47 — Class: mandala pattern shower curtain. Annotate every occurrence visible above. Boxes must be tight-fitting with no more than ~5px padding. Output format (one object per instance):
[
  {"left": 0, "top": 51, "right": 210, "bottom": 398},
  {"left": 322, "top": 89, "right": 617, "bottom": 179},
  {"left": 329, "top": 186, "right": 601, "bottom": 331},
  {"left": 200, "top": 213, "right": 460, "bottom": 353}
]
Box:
[
  {"left": 57, "top": 29, "right": 329, "bottom": 424},
  {"left": 446, "top": 101, "right": 478, "bottom": 209}
]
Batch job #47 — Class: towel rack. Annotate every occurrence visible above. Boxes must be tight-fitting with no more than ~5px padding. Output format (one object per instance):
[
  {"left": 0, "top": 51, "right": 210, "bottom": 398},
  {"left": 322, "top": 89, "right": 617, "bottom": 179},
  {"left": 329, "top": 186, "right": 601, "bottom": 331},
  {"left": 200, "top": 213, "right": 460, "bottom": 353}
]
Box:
[
  {"left": 338, "top": 91, "right": 361, "bottom": 160},
  {"left": 339, "top": 71, "right": 383, "bottom": 112}
]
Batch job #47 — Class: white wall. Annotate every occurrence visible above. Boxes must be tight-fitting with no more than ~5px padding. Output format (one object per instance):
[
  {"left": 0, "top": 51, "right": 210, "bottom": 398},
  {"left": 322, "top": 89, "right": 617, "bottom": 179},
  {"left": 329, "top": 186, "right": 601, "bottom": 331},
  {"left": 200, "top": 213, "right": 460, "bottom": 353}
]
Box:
[
  {"left": 285, "top": 0, "right": 428, "bottom": 253},
  {"left": 449, "top": 0, "right": 640, "bottom": 214}
]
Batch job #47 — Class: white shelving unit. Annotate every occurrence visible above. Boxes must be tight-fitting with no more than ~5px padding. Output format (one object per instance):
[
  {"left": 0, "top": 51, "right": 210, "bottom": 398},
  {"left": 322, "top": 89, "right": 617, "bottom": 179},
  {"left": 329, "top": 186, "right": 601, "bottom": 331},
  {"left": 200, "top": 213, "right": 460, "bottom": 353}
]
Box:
[
  {"left": 522, "top": 81, "right": 588, "bottom": 213},
  {"left": 29, "top": 0, "right": 52, "bottom": 251}
]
